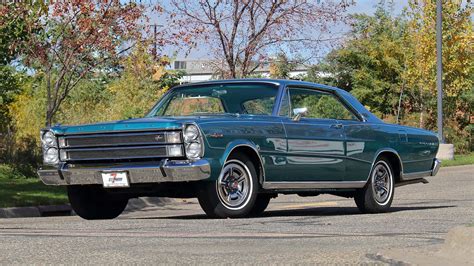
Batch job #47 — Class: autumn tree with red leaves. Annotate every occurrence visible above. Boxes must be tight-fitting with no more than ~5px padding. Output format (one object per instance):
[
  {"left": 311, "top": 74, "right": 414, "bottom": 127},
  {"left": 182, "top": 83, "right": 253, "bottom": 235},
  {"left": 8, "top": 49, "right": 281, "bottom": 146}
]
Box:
[
  {"left": 6, "top": 1, "right": 145, "bottom": 126},
  {"left": 168, "top": 0, "right": 352, "bottom": 78}
]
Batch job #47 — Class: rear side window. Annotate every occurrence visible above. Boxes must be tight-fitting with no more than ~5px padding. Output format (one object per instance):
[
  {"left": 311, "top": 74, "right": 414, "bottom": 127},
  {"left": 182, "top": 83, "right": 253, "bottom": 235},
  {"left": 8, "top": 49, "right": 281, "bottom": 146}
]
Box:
[{"left": 287, "top": 88, "right": 358, "bottom": 120}]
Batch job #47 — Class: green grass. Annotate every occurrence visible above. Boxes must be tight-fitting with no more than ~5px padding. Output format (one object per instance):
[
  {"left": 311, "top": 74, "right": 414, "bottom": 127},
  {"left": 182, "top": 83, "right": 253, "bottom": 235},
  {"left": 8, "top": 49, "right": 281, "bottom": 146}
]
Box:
[
  {"left": 442, "top": 152, "right": 474, "bottom": 167},
  {"left": 0, "top": 164, "right": 68, "bottom": 208}
]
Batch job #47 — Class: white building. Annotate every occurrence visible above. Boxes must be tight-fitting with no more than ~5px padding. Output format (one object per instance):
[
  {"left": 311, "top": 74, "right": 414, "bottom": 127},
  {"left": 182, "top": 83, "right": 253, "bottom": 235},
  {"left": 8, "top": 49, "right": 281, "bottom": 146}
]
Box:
[{"left": 170, "top": 59, "right": 309, "bottom": 83}]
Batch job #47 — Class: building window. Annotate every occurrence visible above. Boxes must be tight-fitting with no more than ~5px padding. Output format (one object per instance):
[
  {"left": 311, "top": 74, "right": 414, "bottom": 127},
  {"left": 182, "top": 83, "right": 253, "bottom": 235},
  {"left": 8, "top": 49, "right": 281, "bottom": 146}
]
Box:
[{"left": 174, "top": 61, "right": 187, "bottom": 70}]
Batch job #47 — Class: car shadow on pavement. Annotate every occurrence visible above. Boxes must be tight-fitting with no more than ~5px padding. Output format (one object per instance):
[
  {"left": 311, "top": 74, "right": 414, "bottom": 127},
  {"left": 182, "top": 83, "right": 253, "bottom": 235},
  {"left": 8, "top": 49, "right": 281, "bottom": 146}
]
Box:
[{"left": 131, "top": 205, "right": 456, "bottom": 220}]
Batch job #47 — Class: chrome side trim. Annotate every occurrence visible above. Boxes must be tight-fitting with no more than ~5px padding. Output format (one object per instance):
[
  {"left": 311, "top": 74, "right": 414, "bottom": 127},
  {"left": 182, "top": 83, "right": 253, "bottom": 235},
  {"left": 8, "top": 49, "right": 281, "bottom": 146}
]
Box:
[
  {"left": 37, "top": 159, "right": 211, "bottom": 186},
  {"left": 401, "top": 158, "right": 440, "bottom": 180},
  {"left": 402, "top": 170, "right": 432, "bottom": 180},
  {"left": 395, "top": 178, "right": 429, "bottom": 187},
  {"left": 262, "top": 181, "right": 366, "bottom": 190}
]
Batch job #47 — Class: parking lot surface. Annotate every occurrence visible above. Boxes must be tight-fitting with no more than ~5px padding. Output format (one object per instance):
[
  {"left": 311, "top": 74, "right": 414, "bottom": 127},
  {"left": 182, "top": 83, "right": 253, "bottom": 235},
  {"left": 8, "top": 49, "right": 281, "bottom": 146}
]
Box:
[{"left": 0, "top": 165, "right": 472, "bottom": 264}]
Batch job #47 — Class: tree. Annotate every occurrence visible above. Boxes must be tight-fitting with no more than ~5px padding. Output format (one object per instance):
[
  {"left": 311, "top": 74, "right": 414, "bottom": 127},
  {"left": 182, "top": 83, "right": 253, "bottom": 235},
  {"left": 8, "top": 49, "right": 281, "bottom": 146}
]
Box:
[
  {"left": 7, "top": 1, "right": 145, "bottom": 126},
  {"left": 403, "top": 0, "right": 473, "bottom": 136},
  {"left": 168, "top": 0, "right": 351, "bottom": 78},
  {"left": 305, "top": 2, "right": 407, "bottom": 118},
  {"left": 0, "top": 2, "right": 44, "bottom": 65},
  {"left": 268, "top": 53, "right": 298, "bottom": 79}
]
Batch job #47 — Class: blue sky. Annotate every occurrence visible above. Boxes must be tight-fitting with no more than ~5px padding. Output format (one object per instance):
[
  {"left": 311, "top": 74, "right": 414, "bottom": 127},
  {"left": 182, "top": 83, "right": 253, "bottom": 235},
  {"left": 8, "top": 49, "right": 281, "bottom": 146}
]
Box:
[
  {"left": 348, "top": 0, "right": 408, "bottom": 15},
  {"left": 152, "top": 0, "right": 410, "bottom": 60}
]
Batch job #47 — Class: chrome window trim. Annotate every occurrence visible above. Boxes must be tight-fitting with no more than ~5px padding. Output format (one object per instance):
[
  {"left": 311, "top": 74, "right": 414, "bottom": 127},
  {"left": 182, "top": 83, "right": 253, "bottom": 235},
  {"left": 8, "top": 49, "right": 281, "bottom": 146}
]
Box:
[{"left": 279, "top": 85, "right": 365, "bottom": 122}]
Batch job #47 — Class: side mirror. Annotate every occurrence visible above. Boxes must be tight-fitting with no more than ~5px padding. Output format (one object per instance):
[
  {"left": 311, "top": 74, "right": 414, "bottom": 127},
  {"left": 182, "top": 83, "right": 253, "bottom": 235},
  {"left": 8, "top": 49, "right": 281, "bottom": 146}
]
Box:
[{"left": 292, "top": 107, "right": 308, "bottom": 121}]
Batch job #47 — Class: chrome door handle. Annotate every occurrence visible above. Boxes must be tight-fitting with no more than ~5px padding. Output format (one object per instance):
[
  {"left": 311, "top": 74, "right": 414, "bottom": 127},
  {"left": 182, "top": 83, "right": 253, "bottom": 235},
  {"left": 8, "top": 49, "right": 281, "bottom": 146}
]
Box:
[{"left": 330, "top": 123, "right": 343, "bottom": 129}]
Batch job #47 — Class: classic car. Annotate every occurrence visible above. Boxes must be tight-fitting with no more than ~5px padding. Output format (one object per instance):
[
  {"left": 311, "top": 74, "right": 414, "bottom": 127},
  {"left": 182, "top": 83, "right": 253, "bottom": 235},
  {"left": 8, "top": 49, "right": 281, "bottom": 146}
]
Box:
[{"left": 38, "top": 79, "right": 441, "bottom": 219}]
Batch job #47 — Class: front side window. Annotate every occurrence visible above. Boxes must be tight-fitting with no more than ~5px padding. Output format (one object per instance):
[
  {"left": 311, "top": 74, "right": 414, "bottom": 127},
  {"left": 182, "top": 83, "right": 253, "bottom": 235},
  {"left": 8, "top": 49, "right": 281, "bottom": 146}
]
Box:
[
  {"left": 149, "top": 84, "right": 279, "bottom": 117},
  {"left": 287, "top": 88, "right": 358, "bottom": 120}
]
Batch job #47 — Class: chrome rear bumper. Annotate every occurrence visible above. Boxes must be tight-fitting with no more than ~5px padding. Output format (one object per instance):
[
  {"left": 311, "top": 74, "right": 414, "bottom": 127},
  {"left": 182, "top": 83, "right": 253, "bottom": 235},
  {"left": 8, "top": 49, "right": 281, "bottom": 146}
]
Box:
[
  {"left": 431, "top": 158, "right": 441, "bottom": 176},
  {"left": 37, "top": 159, "right": 211, "bottom": 186}
]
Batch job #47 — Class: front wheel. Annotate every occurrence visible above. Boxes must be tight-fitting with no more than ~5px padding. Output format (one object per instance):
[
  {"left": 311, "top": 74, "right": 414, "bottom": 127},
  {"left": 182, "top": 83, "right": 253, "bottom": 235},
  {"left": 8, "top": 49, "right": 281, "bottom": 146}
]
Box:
[
  {"left": 248, "top": 194, "right": 272, "bottom": 217},
  {"left": 355, "top": 158, "right": 395, "bottom": 213},
  {"left": 68, "top": 185, "right": 128, "bottom": 220},
  {"left": 197, "top": 153, "right": 258, "bottom": 218}
]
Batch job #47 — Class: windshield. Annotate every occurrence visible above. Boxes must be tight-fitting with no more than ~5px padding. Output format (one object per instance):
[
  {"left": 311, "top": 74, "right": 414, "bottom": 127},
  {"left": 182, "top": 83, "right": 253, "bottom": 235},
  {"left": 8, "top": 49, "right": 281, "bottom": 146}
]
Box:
[{"left": 148, "top": 83, "right": 279, "bottom": 117}]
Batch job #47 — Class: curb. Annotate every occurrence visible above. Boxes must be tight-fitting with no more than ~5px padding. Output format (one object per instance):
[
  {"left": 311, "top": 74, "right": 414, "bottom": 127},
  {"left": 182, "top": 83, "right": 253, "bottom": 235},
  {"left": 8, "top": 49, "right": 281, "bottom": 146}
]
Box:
[
  {"left": 0, "top": 204, "right": 72, "bottom": 219},
  {"left": 0, "top": 197, "right": 172, "bottom": 219}
]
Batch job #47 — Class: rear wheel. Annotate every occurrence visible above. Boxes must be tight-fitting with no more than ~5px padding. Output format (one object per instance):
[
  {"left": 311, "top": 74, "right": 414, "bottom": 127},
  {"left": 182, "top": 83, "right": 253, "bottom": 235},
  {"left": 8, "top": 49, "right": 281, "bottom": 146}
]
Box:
[
  {"left": 68, "top": 185, "right": 128, "bottom": 220},
  {"left": 198, "top": 153, "right": 258, "bottom": 218},
  {"left": 355, "top": 158, "right": 394, "bottom": 213}
]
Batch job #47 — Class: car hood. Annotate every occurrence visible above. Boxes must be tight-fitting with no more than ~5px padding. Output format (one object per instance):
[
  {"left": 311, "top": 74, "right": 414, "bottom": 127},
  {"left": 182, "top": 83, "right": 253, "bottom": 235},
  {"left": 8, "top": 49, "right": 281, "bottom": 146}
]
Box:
[{"left": 49, "top": 114, "right": 276, "bottom": 135}]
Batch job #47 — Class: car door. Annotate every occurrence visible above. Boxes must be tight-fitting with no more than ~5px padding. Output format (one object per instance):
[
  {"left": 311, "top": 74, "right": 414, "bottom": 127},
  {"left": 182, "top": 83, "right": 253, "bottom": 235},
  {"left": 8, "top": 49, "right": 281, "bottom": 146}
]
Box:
[{"left": 278, "top": 87, "right": 347, "bottom": 182}]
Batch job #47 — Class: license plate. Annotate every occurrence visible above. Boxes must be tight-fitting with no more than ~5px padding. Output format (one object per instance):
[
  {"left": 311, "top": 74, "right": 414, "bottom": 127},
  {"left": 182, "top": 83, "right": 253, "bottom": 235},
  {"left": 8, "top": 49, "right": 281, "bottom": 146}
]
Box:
[{"left": 101, "top": 172, "right": 129, "bottom": 188}]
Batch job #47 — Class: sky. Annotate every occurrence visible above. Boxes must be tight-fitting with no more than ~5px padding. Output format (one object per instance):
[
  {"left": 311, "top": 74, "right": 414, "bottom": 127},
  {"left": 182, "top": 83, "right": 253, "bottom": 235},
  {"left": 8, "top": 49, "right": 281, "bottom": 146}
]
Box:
[{"left": 149, "top": 0, "right": 411, "bottom": 61}]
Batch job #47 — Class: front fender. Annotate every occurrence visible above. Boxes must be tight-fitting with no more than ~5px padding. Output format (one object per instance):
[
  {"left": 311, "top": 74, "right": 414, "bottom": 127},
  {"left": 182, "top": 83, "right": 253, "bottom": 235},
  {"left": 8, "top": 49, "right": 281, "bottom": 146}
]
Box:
[
  {"left": 220, "top": 139, "right": 260, "bottom": 166},
  {"left": 204, "top": 139, "right": 262, "bottom": 181}
]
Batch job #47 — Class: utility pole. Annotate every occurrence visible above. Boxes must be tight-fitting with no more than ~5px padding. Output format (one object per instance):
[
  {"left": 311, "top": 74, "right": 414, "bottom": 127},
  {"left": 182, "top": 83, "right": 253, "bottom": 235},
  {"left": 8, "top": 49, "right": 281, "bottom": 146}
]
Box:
[
  {"left": 436, "top": 0, "right": 444, "bottom": 143},
  {"left": 150, "top": 24, "right": 163, "bottom": 61},
  {"left": 152, "top": 24, "right": 157, "bottom": 61}
]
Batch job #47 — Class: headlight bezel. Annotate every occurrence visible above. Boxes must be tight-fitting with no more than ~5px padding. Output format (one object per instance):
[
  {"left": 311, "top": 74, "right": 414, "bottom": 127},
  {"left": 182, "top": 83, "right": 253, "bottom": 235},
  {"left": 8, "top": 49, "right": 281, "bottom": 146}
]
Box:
[
  {"left": 183, "top": 124, "right": 204, "bottom": 160},
  {"left": 41, "top": 130, "right": 58, "bottom": 148},
  {"left": 40, "top": 130, "right": 60, "bottom": 165},
  {"left": 44, "top": 147, "right": 59, "bottom": 165}
]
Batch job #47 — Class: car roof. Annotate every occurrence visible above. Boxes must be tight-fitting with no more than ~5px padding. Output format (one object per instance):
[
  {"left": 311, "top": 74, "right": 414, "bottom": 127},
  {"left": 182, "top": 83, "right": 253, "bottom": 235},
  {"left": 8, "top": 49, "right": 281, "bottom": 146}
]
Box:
[
  {"left": 173, "top": 78, "right": 345, "bottom": 94},
  {"left": 170, "top": 78, "right": 383, "bottom": 123}
]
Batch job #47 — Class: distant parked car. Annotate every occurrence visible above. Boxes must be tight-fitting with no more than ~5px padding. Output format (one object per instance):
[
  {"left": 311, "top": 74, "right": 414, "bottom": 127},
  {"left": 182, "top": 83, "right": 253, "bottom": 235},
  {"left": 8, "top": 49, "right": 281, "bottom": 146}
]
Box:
[{"left": 38, "top": 79, "right": 440, "bottom": 219}]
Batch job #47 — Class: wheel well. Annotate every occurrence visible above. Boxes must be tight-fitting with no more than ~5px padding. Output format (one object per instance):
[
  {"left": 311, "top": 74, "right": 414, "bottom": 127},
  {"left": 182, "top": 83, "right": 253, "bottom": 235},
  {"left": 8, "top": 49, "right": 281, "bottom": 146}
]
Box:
[
  {"left": 228, "top": 146, "right": 264, "bottom": 185},
  {"left": 377, "top": 152, "right": 402, "bottom": 183}
]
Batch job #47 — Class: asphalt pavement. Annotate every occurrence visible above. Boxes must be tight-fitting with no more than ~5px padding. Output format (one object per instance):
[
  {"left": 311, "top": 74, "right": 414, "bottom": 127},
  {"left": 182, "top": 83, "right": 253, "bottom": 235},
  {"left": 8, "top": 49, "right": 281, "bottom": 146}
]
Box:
[{"left": 0, "top": 165, "right": 472, "bottom": 264}]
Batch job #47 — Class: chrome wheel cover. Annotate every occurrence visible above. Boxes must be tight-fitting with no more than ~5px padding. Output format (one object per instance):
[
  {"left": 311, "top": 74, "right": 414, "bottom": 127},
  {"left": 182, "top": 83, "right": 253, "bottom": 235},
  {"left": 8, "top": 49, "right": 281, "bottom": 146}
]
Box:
[
  {"left": 371, "top": 161, "right": 393, "bottom": 205},
  {"left": 217, "top": 160, "right": 253, "bottom": 210}
]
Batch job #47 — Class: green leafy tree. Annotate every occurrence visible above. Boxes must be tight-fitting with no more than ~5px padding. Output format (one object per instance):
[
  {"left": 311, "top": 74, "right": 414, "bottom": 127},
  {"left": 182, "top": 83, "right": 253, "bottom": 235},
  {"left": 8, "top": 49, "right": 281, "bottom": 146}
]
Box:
[
  {"left": 6, "top": 1, "right": 145, "bottom": 126},
  {"left": 403, "top": 0, "right": 473, "bottom": 145},
  {"left": 269, "top": 53, "right": 298, "bottom": 79},
  {"left": 305, "top": 1, "right": 407, "bottom": 119}
]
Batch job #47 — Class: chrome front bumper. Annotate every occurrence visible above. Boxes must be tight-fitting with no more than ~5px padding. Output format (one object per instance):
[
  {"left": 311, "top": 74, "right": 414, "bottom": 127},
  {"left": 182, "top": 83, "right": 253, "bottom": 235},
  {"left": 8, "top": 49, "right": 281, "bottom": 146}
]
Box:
[{"left": 37, "top": 159, "right": 211, "bottom": 186}]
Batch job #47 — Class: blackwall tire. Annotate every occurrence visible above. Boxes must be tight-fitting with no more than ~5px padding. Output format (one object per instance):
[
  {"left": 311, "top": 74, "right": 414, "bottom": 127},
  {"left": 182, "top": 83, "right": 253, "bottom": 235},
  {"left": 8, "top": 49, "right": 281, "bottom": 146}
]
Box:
[
  {"left": 68, "top": 185, "right": 128, "bottom": 220},
  {"left": 248, "top": 194, "right": 271, "bottom": 217}
]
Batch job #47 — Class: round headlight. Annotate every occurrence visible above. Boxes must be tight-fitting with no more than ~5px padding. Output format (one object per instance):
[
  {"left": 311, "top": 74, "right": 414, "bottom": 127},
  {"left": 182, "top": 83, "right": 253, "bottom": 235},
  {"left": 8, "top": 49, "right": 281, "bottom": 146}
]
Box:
[
  {"left": 44, "top": 148, "right": 59, "bottom": 164},
  {"left": 184, "top": 125, "right": 200, "bottom": 142},
  {"left": 42, "top": 131, "right": 57, "bottom": 147},
  {"left": 186, "top": 142, "right": 202, "bottom": 159}
]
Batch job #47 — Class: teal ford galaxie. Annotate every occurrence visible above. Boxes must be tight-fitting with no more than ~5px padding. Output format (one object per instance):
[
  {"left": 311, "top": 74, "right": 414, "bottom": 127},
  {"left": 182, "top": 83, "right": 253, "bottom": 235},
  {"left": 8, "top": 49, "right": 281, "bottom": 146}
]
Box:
[{"left": 38, "top": 79, "right": 440, "bottom": 219}]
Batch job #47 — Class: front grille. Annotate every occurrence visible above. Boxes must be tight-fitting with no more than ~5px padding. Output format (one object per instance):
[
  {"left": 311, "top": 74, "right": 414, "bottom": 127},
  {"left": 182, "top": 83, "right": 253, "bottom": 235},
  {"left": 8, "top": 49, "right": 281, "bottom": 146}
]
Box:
[
  {"left": 64, "top": 145, "right": 169, "bottom": 161},
  {"left": 59, "top": 131, "right": 180, "bottom": 148},
  {"left": 59, "top": 130, "right": 183, "bottom": 162}
]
